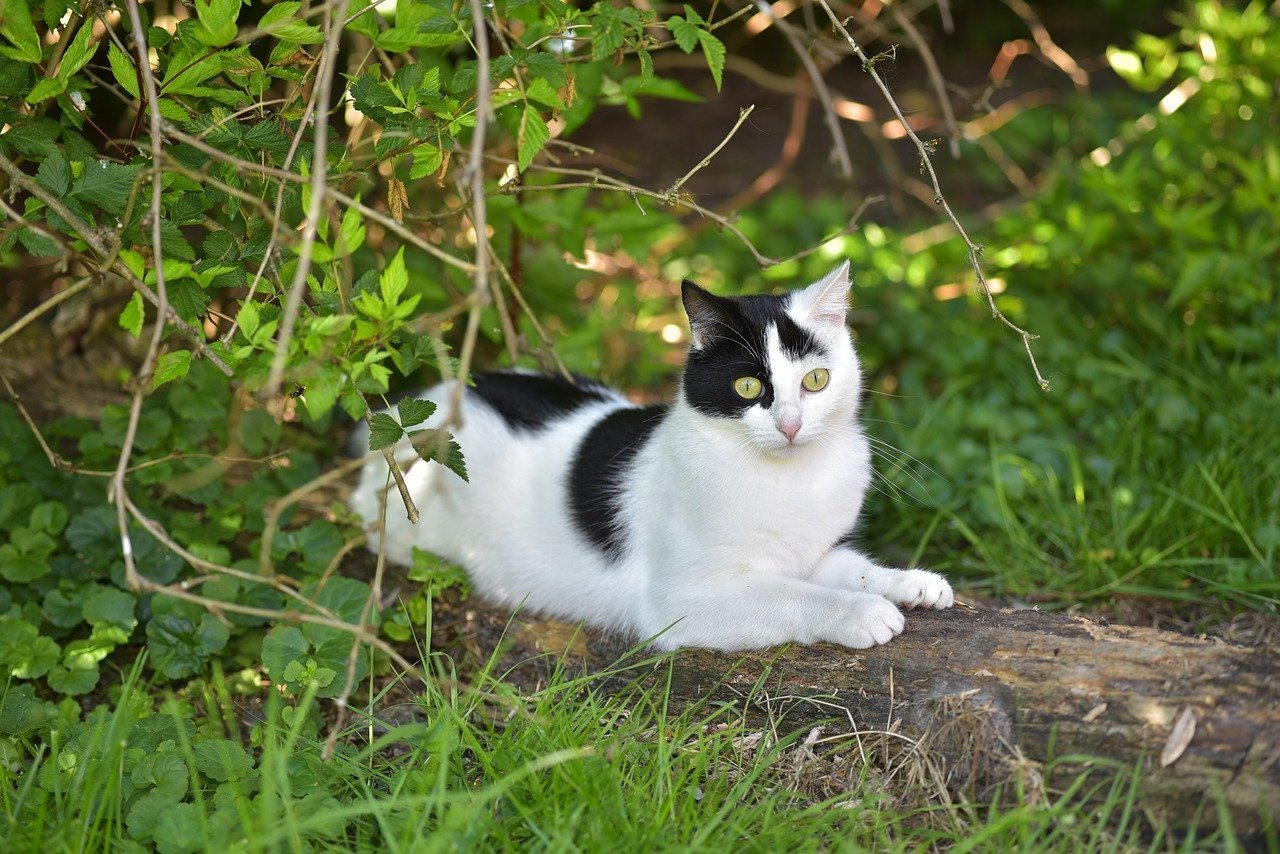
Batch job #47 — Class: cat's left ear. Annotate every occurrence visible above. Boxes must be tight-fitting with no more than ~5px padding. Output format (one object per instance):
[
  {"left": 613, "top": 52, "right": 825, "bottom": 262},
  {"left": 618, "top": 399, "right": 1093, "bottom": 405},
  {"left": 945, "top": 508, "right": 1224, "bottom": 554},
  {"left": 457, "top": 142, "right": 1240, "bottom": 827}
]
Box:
[{"left": 793, "top": 261, "right": 851, "bottom": 326}]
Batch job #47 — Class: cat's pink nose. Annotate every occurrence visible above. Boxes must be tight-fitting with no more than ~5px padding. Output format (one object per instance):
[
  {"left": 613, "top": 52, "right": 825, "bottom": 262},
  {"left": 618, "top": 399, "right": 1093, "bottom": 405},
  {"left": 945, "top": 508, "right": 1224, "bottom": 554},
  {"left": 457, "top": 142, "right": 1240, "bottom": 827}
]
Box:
[{"left": 778, "top": 422, "right": 800, "bottom": 442}]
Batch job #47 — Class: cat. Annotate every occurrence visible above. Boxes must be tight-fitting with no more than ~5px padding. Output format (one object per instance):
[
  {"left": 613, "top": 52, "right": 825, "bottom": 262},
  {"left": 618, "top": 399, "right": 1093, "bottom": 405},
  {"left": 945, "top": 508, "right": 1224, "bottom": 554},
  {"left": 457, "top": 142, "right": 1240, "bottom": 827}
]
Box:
[{"left": 349, "top": 262, "right": 954, "bottom": 651}]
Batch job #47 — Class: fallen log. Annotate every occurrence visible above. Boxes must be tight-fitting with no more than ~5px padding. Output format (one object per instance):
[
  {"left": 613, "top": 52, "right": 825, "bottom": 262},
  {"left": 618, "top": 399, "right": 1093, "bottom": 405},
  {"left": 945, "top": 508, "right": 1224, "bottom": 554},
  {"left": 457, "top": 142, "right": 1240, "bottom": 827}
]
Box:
[{"left": 438, "top": 600, "right": 1280, "bottom": 836}]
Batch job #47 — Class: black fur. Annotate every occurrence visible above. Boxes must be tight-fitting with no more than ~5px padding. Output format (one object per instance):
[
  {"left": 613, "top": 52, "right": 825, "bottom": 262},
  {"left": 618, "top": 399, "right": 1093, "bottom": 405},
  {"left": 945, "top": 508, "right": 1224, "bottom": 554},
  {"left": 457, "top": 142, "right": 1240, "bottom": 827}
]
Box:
[
  {"left": 470, "top": 371, "right": 613, "bottom": 433},
  {"left": 680, "top": 281, "right": 826, "bottom": 419},
  {"left": 568, "top": 405, "right": 668, "bottom": 560}
]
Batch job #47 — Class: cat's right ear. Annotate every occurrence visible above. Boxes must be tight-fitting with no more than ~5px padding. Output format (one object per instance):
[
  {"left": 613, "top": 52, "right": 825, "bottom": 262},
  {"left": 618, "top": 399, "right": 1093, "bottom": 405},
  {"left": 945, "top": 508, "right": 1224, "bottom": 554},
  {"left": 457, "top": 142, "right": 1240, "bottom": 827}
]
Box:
[{"left": 681, "top": 280, "right": 732, "bottom": 349}]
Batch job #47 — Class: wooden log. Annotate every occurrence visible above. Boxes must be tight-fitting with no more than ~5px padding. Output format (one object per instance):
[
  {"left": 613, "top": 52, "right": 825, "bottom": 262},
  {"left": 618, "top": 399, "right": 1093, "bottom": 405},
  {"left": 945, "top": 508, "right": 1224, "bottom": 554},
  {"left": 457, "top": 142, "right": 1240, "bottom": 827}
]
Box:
[{"left": 438, "top": 600, "right": 1280, "bottom": 836}]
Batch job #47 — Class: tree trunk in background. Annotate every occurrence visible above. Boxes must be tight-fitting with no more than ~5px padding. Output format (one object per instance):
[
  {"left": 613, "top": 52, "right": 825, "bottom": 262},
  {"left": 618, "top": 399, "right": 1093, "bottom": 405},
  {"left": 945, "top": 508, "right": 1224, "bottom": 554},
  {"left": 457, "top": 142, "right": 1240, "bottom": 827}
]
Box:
[{"left": 440, "top": 602, "right": 1280, "bottom": 836}]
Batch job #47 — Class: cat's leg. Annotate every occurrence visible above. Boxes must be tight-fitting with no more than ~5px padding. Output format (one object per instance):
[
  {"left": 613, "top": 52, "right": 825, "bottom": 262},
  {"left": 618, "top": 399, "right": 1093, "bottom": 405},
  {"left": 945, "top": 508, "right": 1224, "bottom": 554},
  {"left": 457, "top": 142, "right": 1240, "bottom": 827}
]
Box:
[
  {"left": 646, "top": 576, "right": 905, "bottom": 651},
  {"left": 808, "top": 548, "right": 954, "bottom": 610}
]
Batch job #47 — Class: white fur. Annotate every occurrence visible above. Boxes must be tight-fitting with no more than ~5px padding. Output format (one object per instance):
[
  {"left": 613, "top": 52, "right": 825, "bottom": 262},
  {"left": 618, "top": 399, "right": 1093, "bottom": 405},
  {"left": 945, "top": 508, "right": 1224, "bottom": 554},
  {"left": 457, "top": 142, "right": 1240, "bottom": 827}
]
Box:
[{"left": 349, "top": 265, "right": 953, "bottom": 650}]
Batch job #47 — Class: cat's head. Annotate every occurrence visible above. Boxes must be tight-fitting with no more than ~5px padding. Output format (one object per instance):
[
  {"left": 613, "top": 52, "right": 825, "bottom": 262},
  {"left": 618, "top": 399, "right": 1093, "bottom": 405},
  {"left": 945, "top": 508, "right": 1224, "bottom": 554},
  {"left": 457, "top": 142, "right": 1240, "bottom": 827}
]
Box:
[{"left": 680, "top": 263, "right": 861, "bottom": 453}]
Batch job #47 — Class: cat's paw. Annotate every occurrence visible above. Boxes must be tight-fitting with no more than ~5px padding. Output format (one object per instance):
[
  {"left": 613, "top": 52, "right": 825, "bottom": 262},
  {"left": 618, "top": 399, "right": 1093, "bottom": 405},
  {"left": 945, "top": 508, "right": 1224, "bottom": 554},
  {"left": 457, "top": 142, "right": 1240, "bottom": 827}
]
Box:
[
  {"left": 890, "top": 569, "right": 954, "bottom": 610},
  {"left": 832, "top": 595, "right": 905, "bottom": 648}
]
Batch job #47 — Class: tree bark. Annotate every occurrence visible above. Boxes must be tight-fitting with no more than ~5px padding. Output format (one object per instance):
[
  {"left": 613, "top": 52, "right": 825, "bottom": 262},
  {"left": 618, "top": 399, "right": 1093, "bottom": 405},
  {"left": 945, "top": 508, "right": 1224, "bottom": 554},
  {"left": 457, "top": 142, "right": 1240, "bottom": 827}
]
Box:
[{"left": 440, "top": 601, "right": 1280, "bottom": 836}]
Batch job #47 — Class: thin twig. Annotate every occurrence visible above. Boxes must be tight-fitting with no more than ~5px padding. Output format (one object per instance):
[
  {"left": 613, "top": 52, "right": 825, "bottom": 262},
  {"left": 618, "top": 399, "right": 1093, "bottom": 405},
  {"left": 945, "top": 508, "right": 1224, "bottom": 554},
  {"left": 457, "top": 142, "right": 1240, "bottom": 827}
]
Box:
[
  {"left": 814, "top": 0, "right": 1050, "bottom": 390},
  {"left": 0, "top": 275, "right": 95, "bottom": 350},
  {"left": 448, "top": 0, "right": 496, "bottom": 428},
  {"left": 264, "top": 0, "right": 355, "bottom": 400},
  {"left": 752, "top": 1, "right": 853, "bottom": 179},
  {"left": 1, "top": 375, "right": 73, "bottom": 470},
  {"left": 0, "top": 152, "right": 231, "bottom": 374},
  {"left": 666, "top": 105, "right": 756, "bottom": 199},
  {"left": 113, "top": 0, "right": 176, "bottom": 591},
  {"left": 886, "top": 3, "right": 960, "bottom": 158}
]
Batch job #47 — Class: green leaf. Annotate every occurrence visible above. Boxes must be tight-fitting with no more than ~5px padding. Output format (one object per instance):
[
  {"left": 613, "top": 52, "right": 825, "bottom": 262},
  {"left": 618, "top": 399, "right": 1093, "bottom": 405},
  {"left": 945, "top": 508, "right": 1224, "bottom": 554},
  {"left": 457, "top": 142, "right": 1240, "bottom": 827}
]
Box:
[
  {"left": 379, "top": 247, "right": 408, "bottom": 306},
  {"left": 35, "top": 150, "right": 69, "bottom": 195},
  {"left": 0, "top": 543, "right": 50, "bottom": 582},
  {"left": 336, "top": 203, "right": 366, "bottom": 256},
  {"left": 271, "top": 20, "right": 325, "bottom": 44},
  {"left": 146, "top": 611, "right": 230, "bottom": 679},
  {"left": 29, "top": 500, "right": 68, "bottom": 534},
  {"left": 259, "top": 1, "right": 302, "bottom": 29},
  {"left": 518, "top": 104, "right": 550, "bottom": 172},
  {"left": 0, "top": 686, "right": 47, "bottom": 735},
  {"left": 83, "top": 588, "right": 138, "bottom": 632},
  {"left": 367, "top": 412, "right": 403, "bottom": 451},
  {"left": 414, "top": 430, "right": 468, "bottom": 482},
  {"left": 236, "top": 301, "right": 260, "bottom": 338},
  {"left": 409, "top": 143, "right": 443, "bottom": 181},
  {"left": 0, "top": 620, "right": 60, "bottom": 679},
  {"left": 397, "top": 398, "right": 436, "bottom": 428},
  {"left": 108, "top": 41, "right": 141, "bottom": 99},
  {"left": 71, "top": 160, "right": 143, "bottom": 213},
  {"left": 47, "top": 662, "right": 98, "bottom": 694},
  {"left": 25, "top": 76, "right": 65, "bottom": 104},
  {"left": 56, "top": 19, "right": 97, "bottom": 81},
  {"left": 151, "top": 350, "right": 192, "bottom": 390},
  {"left": 697, "top": 31, "right": 725, "bottom": 91},
  {"left": 0, "top": 0, "right": 42, "bottom": 63},
  {"left": 302, "top": 366, "right": 342, "bottom": 419},
  {"left": 261, "top": 626, "right": 309, "bottom": 683},
  {"left": 192, "top": 739, "right": 255, "bottom": 783},
  {"left": 666, "top": 14, "right": 700, "bottom": 53},
  {"left": 152, "top": 802, "right": 203, "bottom": 854},
  {"left": 525, "top": 76, "right": 564, "bottom": 109},
  {"left": 194, "top": 0, "right": 240, "bottom": 47},
  {"left": 119, "top": 292, "right": 145, "bottom": 339}
]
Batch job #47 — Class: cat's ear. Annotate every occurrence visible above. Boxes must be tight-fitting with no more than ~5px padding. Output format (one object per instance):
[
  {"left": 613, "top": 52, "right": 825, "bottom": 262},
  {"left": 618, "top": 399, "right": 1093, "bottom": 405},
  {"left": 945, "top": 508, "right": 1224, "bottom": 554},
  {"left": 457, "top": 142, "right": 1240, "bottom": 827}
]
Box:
[
  {"left": 793, "top": 261, "right": 851, "bottom": 326},
  {"left": 681, "top": 280, "right": 734, "bottom": 349}
]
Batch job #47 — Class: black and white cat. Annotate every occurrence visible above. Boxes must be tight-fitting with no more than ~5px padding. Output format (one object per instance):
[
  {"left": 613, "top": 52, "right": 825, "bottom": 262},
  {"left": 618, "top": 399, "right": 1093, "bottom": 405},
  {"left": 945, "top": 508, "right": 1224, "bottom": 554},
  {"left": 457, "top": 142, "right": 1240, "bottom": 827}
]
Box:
[{"left": 349, "top": 263, "right": 953, "bottom": 650}]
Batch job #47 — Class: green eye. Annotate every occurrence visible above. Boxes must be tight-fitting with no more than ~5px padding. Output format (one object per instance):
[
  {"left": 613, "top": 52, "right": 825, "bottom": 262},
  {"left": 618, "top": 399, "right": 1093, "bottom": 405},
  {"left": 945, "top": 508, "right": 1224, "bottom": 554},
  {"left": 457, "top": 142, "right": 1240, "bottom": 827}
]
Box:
[
  {"left": 802, "top": 368, "right": 830, "bottom": 392},
  {"left": 733, "top": 377, "right": 763, "bottom": 399}
]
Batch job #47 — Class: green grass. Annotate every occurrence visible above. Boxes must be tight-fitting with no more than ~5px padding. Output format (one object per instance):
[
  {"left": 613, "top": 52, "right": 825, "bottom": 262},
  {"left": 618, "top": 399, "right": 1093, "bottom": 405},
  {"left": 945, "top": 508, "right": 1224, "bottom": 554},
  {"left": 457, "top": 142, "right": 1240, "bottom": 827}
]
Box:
[{"left": 1, "top": 642, "right": 1248, "bottom": 852}]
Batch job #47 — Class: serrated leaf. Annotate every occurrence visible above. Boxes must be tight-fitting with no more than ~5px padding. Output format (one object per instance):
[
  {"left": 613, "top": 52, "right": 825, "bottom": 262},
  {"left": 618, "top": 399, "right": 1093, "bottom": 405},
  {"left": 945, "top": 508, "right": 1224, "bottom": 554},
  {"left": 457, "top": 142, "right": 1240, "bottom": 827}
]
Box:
[
  {"left": 25, "top": 76, "right": 65, "bottom": 104},
  {"left": 525, "top": 76, "right": 564, "bottom": 109},
  {"left": 302, "top": 366, "right": 342, "bottom": 419},
  {"left": 379, "top": 247, "right": 408, "bottom": 306},
  {"left": 518, "top": 104, "right": 550, "bottom": 172},
  {"left": 71, "top": 160, "right": 142, "bottom": 213},
  {"left": 638, "top": 48, "right": 653, "bottom": 82},
  {"left": 337, "top": 203, "right": 366, "bottom": 256},
  {"left": 119, "top": 291, "right": 145, "bottom": 338},
  {"left": 151, "top": 350, "right": 192, "bottom": 390},
  {"left": 0, "top": 0, "right": 43, "bottom": 63},
  {"left": 413, "top": 430, "right": 467, "bottom": 481},
  {"left": 259, "top": 1, "right": 302, "bottom": 29},
  {"left": 236, "top": 301, "right": 260, "bottom": 338},
  {"left": 35, "top": 151, "right": 69, "bottom": 195},
  {"left": 409, "top": 143, "right": 443, "bottom": 180},
  {"left": 56, "top": 18, "right": 97, "bottom": 81},
  {"left": 194, "top": 0, "right": 240, "bottom": 47},
  {"left": 108, "top": 41, "right": 140, "bottom": 99},
  {"left": 272, "top": 20, "right": 324, "bottom": 44},
  {"left": 667, "top": 15, "right": 700, "bottom": 53},
  {"left": 397, "top": 398, "right": 436, "bottom": 428},
  {"left": 367, "top": 412, "right": 403, "bottom": 451},
  {"left": 697, "top": 31, "right": 725, "bottom": 91}
]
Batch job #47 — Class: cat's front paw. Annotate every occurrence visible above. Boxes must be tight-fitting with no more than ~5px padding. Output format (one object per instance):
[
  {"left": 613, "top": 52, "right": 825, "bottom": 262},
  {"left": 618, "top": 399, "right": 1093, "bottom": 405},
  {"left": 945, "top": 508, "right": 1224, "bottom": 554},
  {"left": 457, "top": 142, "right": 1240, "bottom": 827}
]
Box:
[
  {"left": 832, "top": 594, "right": 905, "bottom": 648},
  {"left": 891, "top": 569, "right": 954, "bottom": 610}
]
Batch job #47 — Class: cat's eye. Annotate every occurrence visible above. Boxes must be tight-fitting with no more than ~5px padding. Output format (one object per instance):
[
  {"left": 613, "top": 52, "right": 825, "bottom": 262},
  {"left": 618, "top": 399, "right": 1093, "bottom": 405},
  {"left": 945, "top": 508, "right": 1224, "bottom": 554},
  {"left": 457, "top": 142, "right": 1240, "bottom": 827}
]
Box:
[
  {"left": 802, "top": 368, "right": 830, "bottom": 392},
  {"left": 733, "top": 377, "right": 764, "bottom": 400}
]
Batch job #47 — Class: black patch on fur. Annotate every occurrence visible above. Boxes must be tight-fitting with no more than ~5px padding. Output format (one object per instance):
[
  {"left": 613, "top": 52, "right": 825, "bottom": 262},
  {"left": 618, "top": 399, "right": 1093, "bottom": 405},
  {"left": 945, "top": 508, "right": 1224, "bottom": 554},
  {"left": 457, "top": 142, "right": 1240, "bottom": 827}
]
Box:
[
  {"left": 680, "top": 281, "right": 826, "bottom": 419},
  {"left": 568, "top": 405, "right": 667, "bottom": 561},
  {"left": 470, "top": 371, "right": 612, "bottom": 433}
]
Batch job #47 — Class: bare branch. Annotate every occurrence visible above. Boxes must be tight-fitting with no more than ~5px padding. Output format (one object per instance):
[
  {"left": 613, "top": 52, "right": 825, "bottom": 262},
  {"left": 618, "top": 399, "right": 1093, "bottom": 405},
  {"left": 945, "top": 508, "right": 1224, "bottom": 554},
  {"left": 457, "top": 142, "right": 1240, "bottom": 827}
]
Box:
[
  {"left": 813, "top": 0, "right": 1050, "bottom": 391},
  {"left": 264, "top": 0, "right": 355, "bottom": 401},
  {"left": 666, "top": 105, "right": 757, "bottom": 199}
]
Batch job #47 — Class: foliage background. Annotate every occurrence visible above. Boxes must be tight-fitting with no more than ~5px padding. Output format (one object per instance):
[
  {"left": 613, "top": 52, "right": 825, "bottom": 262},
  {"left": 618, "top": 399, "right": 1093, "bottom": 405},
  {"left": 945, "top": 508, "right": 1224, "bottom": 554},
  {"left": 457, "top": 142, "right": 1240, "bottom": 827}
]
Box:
[{"left": 0, "top": 0, "right": 1276, "bottom": 848}]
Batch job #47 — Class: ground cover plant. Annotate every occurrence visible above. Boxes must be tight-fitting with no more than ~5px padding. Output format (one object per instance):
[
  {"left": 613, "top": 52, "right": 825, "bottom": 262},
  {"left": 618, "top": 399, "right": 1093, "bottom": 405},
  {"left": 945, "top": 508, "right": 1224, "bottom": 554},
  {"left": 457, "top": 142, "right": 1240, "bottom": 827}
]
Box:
[{"left": 1, "top": 0, "right": 1276, "bottom": 849}]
